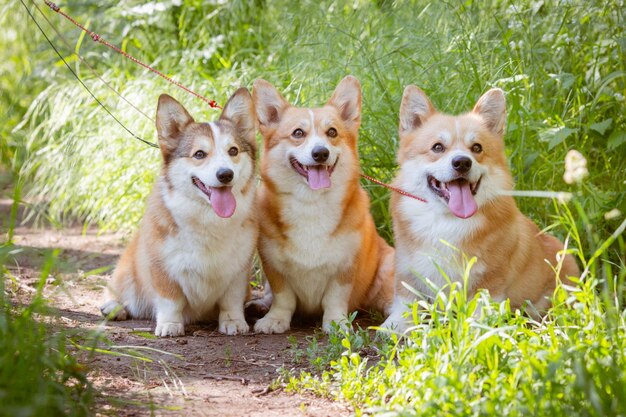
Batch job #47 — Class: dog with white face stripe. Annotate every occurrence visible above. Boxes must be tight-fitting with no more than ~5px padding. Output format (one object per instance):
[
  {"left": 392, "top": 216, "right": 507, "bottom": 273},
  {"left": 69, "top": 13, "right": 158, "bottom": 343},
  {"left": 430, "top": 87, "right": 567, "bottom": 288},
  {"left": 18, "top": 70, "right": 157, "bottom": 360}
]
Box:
[
  {"left": 250, "top": 76, "right": 395, "bottom": 334},
  {"left": 100, "top": 89, "right": 258, "bottom": 337}
]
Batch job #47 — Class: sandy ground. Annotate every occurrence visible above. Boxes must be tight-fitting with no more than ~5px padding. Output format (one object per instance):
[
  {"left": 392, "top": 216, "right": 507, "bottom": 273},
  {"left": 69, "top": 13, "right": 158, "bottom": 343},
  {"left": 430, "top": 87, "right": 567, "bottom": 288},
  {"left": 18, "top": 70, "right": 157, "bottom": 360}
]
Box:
[{"left": 1, "top": 195, "right": 353, "bottom": 417}]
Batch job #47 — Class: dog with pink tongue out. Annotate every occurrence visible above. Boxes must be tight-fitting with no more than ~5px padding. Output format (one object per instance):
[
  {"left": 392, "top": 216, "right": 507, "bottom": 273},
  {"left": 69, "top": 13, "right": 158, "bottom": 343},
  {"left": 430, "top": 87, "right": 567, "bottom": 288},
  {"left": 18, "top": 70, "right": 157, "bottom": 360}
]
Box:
[
  {"left": 250, "top": 76, "right": 395, "bottom": 334},
  {"left": 381, "top": 86, "right": 579, "bottom": 332},
  {"left": 100, "top": 89, "right": 258, "bottom": 337}
]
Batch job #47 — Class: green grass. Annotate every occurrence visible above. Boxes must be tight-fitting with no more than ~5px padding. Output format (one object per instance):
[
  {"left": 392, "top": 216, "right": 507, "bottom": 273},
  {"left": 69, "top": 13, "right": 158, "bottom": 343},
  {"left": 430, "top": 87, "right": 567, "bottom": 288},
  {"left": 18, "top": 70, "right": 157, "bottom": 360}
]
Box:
[
  {"left": 2, "top": 0, "right": 626, "bottom": 415},
  {"left": 285, "top": 210, "right": 626, "bottom": 416},
  {"left": 0, "top": 247, "right": 95, "bottom": 417}
]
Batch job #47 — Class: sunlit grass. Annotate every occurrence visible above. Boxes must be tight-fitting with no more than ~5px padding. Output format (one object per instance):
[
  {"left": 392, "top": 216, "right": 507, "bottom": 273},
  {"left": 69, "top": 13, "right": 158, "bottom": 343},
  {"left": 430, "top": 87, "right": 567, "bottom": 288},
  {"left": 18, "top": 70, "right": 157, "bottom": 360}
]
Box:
[{"left": 285, "top": 208, "right": 626, "bottom": 416}]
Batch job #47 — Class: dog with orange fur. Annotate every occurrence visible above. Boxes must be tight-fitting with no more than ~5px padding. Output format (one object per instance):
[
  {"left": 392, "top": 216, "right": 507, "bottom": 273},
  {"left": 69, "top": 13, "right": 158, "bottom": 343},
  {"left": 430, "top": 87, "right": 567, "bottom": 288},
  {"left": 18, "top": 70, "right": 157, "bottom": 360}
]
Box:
[
  {"left": 382, "top": 86, "right": 579, "bottom": 332},
  {"left": 251, "top": 76, "right": 394, "bottom": 334}
]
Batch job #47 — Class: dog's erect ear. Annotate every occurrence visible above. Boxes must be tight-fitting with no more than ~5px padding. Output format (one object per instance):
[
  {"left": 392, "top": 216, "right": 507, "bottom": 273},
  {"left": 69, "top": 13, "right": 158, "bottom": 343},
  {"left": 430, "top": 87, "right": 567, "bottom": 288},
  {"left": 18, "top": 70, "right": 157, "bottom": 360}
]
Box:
[
  {"left": 253, "top": 79, "right": 289, "bottom": 129},
  {"left": 327, "top": 75, "right": 361, "bottom": 127},
  {"left": 156, "top": 94, "right": 194, "bottom": 157},
  {"left": 473, "top": 88, "right": 506, "bottom": 136},
  {"left": 220, "top": 88, "right": 256, "bottom": 149},
  {"left": 399, "top": 85, "right": 436, "bottom": 133}
]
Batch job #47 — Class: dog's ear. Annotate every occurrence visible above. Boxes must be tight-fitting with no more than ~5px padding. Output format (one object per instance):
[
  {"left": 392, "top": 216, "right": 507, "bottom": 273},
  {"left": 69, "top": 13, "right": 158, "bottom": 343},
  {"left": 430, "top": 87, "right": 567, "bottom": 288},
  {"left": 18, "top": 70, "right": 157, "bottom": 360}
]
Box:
[
  {"left": 156, "top": 94, "right": 194, "bottom": 158},
  {"left": 253, "top": 79, "right": 290, "bottom": 129},
  {"left": 327, "top": 75, "right": 361, "bottom": 127},
  {"left": 473, "top": 88, "right": 506, "bottom": 136},
  {"left": 399, "top": 85, "right": 436, "bottom": 133},
  {"left": 220, "top": 87, "right": 256, "bottom": 153}
]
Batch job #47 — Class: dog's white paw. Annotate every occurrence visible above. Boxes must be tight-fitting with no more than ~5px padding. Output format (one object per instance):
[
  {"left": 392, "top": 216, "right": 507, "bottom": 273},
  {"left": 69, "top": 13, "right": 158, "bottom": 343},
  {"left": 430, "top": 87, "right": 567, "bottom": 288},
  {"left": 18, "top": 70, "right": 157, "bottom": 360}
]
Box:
[
  {"left": 154, "top": 322, "right": 185, "bottom": 337},
  {"left": 219, "top": 319, "right": 250, "bottom": 335},
  {"left": 254, "top": 316, "right": 290, "bottom": 334},
  {"left": 100, "top": 300, "right": 128, "bottom": 321}
]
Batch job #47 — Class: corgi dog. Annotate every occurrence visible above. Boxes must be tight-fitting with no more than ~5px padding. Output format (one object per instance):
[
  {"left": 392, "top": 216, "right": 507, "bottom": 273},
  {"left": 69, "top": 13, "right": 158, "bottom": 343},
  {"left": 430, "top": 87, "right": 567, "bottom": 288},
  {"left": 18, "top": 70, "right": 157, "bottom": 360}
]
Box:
[
  {"left": 251, "top": 76, "right": 395, "bottom": 334},
  {"left": 381, "top": 86, "right": 579, "bottom": 332},
  {"left": 100, "top": 89, "right": 258, "bottom": 337}
]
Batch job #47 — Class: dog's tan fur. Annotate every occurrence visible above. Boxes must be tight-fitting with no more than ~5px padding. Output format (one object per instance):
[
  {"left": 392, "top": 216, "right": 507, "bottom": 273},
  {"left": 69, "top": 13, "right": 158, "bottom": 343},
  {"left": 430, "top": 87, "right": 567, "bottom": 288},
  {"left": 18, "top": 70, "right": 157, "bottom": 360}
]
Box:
[{"left": 100, "top": 89, "right": 258, "bottom": 337}]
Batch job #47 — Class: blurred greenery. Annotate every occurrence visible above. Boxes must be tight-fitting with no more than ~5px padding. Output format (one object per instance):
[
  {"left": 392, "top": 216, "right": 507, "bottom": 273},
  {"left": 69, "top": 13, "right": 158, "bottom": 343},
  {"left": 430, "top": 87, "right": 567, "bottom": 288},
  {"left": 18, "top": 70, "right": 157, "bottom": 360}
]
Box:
[{"left": 1, "top": 0, "right": 623, "bottom": 239}]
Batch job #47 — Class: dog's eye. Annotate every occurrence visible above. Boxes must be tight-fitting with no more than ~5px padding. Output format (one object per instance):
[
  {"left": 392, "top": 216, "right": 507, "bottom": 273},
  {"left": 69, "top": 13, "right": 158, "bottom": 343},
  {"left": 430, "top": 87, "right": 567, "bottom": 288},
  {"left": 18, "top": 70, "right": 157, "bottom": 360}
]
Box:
[
  {"left": 193, "top": 150, "right": 207, "bottom": 159},
  {"left": 228, "top": 146, "right": 239, "bottom": 157},
  {"left": 292, "top": 128, "right": 305, "bottom": 139},
  {"left": 327, "top": 128, "right": 337, "bottom": 138},
  {"left": 432, "top": 143, "right": 445, "bottom": 153},
  {"left": 471, "top": 143, "right": 483, "bottom": 153}
]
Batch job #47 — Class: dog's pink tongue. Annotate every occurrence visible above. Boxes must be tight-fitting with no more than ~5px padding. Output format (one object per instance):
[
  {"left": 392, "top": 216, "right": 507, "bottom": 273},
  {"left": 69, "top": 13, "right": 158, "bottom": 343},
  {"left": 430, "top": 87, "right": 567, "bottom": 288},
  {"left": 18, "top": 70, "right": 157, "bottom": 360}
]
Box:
[
  {"left": 307, "top": 166, "right": 331, "bottom": 190},
  {"left": 210, "top": 187, "right": 236, "bottom": 218},
  {"left": 447, "top": 180, "right": 477, "bottom": 219}
]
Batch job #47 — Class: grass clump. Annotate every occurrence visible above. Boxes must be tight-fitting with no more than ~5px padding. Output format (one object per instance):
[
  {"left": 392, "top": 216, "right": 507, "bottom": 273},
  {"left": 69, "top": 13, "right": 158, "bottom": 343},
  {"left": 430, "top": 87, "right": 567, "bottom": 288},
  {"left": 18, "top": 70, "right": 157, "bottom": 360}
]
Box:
[
  {"left": 285, "top": 206, "right": 626, "bottom": 416},
  {"left": 292, "top": 281, "right": 626, "bottom": 416},
  {"left": 0, "top": 248, "right": 94, "bottom": 417}
]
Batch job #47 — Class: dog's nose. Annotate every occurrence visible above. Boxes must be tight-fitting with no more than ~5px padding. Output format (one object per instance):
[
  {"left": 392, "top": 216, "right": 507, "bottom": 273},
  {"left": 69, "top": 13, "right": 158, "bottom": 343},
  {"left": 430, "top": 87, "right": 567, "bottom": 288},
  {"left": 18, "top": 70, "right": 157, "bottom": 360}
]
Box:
[
  {"left": 216, "top": 168, "right": 234, "bottom": 184},
  {"left": 311, "top": 146, "right": 330, "bottom": 163},
  {"left": 452, "top": 156, "right": 472, "bottom": 173}
]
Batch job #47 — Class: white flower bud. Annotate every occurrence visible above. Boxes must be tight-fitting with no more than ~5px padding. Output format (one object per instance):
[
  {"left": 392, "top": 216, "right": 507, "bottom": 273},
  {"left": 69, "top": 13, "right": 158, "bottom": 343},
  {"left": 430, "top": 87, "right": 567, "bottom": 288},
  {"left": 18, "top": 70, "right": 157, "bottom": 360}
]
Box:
[{"left": 563, "top": 150, "right": 588, "bottom": 184}]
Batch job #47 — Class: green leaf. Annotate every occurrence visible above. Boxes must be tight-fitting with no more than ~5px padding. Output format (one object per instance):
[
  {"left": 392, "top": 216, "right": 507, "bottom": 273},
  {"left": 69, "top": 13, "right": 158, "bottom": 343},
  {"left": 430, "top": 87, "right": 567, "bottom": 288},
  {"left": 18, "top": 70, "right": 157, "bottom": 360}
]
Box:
[
  {"left": 130, "top": 331, "right": 157, "bottom": 340},
  {"left": 590, "top": 118, "right": 612, "bottom": 136},
  {"left": 523, "top": 151, "right": 540, "bottom": 172},
  {"left": 341, "top": 338, "right": 351, "bottom": 349},
  {"left": 549, "top": 73, "right": 576, "bottom": 90},
  {"left": 539, "top": 127, "right": 578, "bottom": 150},
  {"left": 607, "top": 129, "right": 626, "bottom": 150}
]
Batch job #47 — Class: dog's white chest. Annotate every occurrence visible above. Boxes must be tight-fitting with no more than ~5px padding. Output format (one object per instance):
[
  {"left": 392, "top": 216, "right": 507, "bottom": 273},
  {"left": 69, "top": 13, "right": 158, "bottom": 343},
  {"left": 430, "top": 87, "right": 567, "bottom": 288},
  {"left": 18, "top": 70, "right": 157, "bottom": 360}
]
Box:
[
  {"left": 396, "top": 198, "right": 486, "bottom": 297},
  {"left": 265, "top": 191, "right": 360, "bottom": 312},
  {"left": 161, "top": 191, "right": 255, "bottom": 316},
  {"left": 161, "top": 227, "right": 240, "bottom": 312}
]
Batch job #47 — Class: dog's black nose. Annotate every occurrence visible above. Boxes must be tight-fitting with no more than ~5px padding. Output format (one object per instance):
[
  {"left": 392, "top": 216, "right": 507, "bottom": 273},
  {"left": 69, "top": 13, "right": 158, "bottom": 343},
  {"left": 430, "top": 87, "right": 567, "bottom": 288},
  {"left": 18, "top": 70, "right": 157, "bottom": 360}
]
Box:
[
  {"left": 216, "top": 168, "right": 234, "bottom": 184},
  {"left": 452, "top": 156, "right": 472, "bottom": 173},
  {"left": 312, "top": 146, "right": 330, "bottom": 163}
]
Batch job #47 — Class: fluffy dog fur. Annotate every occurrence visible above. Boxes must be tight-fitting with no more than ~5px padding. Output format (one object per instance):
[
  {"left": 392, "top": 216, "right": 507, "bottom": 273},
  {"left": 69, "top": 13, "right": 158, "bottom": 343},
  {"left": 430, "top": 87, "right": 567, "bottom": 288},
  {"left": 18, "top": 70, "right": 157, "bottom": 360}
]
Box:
[
  {"left": 251, "top": 76, "right": 394, "bottom": 334},
  {"left": 382, "top": 86, "right": 579, "bottom": 332},
  {"left": 100, "top": 89, "right": 258, "bottom": 337}
]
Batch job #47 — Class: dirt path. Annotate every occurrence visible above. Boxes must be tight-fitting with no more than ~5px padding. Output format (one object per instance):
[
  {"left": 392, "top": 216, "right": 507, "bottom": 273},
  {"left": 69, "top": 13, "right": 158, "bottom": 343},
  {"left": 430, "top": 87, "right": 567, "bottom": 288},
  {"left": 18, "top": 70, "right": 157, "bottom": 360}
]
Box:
[{"left": 2, "top": 197, "right": 351, "bottom": 416}]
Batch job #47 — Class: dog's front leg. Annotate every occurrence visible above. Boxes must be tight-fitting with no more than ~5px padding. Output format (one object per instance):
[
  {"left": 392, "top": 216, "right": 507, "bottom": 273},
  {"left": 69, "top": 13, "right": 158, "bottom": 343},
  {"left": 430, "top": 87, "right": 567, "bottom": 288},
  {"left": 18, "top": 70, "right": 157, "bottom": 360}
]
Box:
[
  {"left": 321, "top": 279, "right": 352, "bottom": 333},
  {"left": 154, "top": 296, "right": 186, "bottom": 337},
  {"left": 218, "top": 273, "right": 250, "bottom": 335},
  {"left": 253, "top": 285, "right": 296, "bottom": 334}
]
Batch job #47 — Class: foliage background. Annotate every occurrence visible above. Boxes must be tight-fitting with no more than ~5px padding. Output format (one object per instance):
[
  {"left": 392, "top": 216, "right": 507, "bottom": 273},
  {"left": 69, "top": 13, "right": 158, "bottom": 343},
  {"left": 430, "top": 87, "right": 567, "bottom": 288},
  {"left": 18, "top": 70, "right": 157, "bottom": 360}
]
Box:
[{"left": 2, "top": 0, "right": 624, "bottom": 241}]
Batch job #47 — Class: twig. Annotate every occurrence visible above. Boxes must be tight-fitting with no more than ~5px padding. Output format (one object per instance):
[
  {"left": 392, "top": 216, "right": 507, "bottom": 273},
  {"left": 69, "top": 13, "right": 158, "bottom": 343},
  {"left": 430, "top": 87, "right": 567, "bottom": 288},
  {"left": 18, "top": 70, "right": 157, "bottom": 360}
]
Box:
[
  {"left": 252, "top": 385, "right": 280, "bottom": 397},
  {"left": 202, "top": 373, "right": 249, "bottom": 385}
]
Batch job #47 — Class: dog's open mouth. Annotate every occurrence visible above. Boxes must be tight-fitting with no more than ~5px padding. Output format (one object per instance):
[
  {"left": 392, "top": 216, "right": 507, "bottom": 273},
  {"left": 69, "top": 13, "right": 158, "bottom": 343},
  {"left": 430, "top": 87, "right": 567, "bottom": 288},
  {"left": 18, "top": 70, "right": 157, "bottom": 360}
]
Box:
[
  {"left": 191, "top": 176, "right": 236, "bottom": 218},
  {"left": 289, "top": 157, "right": 338, "bottom": 190},
  {"left": 428, "top": 176, "right": 481, "bottom": 219}
]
